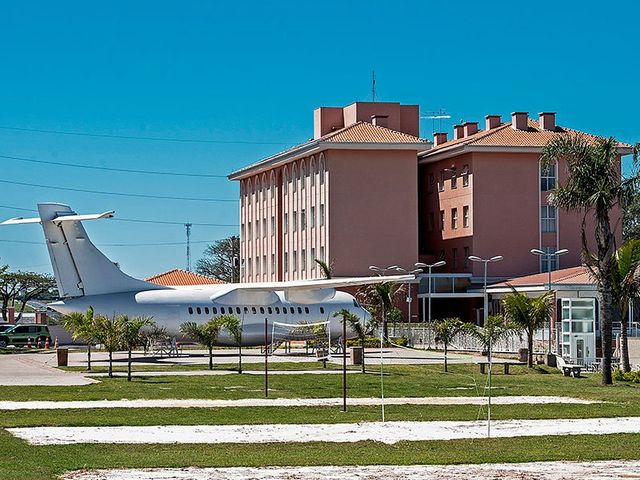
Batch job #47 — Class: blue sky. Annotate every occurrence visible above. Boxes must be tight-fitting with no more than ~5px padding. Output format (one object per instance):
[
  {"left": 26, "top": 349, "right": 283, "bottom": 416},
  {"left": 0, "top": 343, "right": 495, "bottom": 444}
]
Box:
[{"left": 0, "top": 0, "right": 638, "bottom": 278}]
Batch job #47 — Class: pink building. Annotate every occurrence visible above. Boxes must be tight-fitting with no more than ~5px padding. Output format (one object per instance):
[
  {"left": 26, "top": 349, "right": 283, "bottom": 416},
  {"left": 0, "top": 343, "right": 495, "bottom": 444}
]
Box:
[{"left": 228, "top": 102, "right": 427, "bottom": 283}]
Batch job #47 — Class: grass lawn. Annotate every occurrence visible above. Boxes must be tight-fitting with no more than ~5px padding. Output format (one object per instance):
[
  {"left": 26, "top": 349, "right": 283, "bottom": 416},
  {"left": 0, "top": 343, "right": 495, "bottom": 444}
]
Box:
[{"left": 2, "top": 364, "right": 640, "bottom": 479}]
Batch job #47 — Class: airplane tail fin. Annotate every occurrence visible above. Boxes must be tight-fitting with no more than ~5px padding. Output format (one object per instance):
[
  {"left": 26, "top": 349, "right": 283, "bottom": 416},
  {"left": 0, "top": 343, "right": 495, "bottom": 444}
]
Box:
[{"left": 2, "top": 203, "right": 166, "bottom": 298}]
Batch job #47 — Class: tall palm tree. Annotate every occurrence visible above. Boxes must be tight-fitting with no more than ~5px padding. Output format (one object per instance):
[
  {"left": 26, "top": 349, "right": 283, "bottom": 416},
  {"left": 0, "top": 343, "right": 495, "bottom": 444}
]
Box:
[
  {"left": 94, "top": 314, "right": 123, "bottom": 378},
  {"left": 612, "top": 240, "right": 640, "bottom": 372},
  {"left": 120, "top": 315, "right": 155, "bottom": 381},
  {"left": 218, "top": 314, "right": 243, "bottom": 373},
  {"left": 358, "top": 281, "right": 402, "bottom": 341},
  {"left": 541, "top": 135, "right": 638, "bottom": 384},
  {"left": 433, "top": 317, "right": 464, "bottom": 372},
  {"left": 314, "top": 259, "right": 333, "bottom": 279},
  {"left": 180, "top": 318, "right": 223, "bottom": 370},
  {"left": 502, "top": 288, "right": 553, "bottom": 368},
  {"left": 464, "top": 315, "right": 515, "bottom": 364},
  {"left": 61, "top": 306, "right": 97, "bottom": 371}
]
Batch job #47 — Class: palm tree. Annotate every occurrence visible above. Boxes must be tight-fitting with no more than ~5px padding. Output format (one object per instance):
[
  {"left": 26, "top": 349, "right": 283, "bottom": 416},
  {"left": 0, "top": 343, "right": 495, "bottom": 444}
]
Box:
[
  {"left": 502, "top": 288, "right": 554, "bottom": 368},
  {"left": 358, "top": 281, "right": 402, "bottom": 341},
  {"left": 314, "top": 259, "right": 333, "bottom": 279},
  {"left": 433, "top": 317, "right": 464, "bottom": 372},
  {"left": 120, "top": 315, "right": 155, "bottom": 381},
  {"left": 180, "top": 318, "right": 223, "bottom": 370},
  {"left": 541, "top": 135, "right": 638, "bottom": 385},
  {"left": 61, "top": 306, "right": 98, "bottom": 371},
  {"left": 334, "top": 309, "right": 366, "bottom": 373},
  {"left": 464, "top": 315, "right": 515, "bottom": 364},
  {"left": 612, "top": 240, "right": 640, "bottom": 372},
  {"left": 218, "top": 314, "right": 243, "bottom": 373},
  {"left": 94, "top": 314, "right": 123, "bottom": 378}
]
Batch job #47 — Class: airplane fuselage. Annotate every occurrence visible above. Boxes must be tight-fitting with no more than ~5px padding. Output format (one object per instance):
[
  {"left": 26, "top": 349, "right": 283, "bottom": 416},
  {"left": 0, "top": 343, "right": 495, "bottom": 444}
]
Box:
[{"left": 49, "top": 285, "right": 369, "bottom": 346}]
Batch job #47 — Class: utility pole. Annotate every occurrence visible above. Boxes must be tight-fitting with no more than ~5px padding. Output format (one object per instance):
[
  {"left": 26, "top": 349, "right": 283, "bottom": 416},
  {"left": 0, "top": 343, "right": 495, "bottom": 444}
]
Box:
[
  {"left": 185, "top": 223, "right": 192, "bottom": 271},
  {"left": 372, "top": 70, "right": 376, "bottom": 102}
]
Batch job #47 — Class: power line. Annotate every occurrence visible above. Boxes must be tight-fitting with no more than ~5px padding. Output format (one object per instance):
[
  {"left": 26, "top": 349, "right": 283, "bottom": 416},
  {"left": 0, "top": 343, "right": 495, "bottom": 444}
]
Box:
[
  {"left": 0, "top": 154, "right": 229, "bottom": 178},
  {"left": 0, "top": 179, "right": 237, "bottom": 203},
  {"left": 0, "top": 238, "right": 214, "bottom": 247},
  {"left": 0, "top": 125, "right": 292, "bottom": 145},
  {"left": 0, "top": 204, "right": 239, "bottom": 227}
]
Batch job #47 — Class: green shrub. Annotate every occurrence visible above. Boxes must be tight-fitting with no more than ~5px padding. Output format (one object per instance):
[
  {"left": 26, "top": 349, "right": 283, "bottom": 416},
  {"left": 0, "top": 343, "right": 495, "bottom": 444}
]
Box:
[
  {"left": 613, "top": 368, "right": 640, "bottom": 383},
  {"left": 346, "top": 336, "right": 408, "bottom": 348}
]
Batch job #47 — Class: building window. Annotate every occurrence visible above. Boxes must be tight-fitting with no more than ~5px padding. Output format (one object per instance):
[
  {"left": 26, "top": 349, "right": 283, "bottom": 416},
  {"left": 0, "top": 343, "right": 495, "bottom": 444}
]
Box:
[
  {"left": 284, "top": 212, "right": 288, "bottom": 234},
  {"left": 428, "top": 173, "right": 435, "bottom": 193},
  {"left": 540, "top": 246, "right": 559, "bottom": 272},
  {"left": 450, "top": 167, "right": 457, "bottom": 189},
  {"left": 541, "top": 205, "right": 557, "bottom": 232},
  {"left": 463, "top": 205, "right": 470, "bottom": 228},
  {"left": 248, "top": 222, "right": 252, "bottom": 239},
  {"left": 320, "top": 204, "right": 325, "bottom": 226},
  {"left": 428, "top": 212, "right": 434, "bottom": 232},
  {"left": 311, "top": 206, "right": 316, "bottom": 227},
  {"left": 464, "top": 246, "right": 470, "bottom": 268},
  {"left": 271, "top": 254, "right": 275, "bottom": 271},
  {"left": 301, "top": 209, "right": 306, "bottom": 230},
  {"left": 262, "top": 218, "right": 267, "bottom": 238},
  {"left": 293, "top": 210, "right": 298, "bottom": 231},
  {"left": 439, "top": 171, "right": 445, "bottom": 192},
  {"left": 319, "top": 159, "right": 325, "bottom": 185},
  {"left": 293, "top": 251, "right": 298, "bottom": 271},
  {"left": 452, "top": 248, "right": 458, "bottom": 269},
  {"left": 320, "top": 246, "right": 325, "bottom": 262},
  {"left": 439, "top": 249, "right": 445, "bottom": 260},
  {"left": 541, "top": 162, "right": 556, "bottom": 191},
  {"left": 284, "top": 252, "right": 289, "bottom": 272},
  {"left": 301, "top": 165, "right": 306, "bottom": 190},
  {"left": 263, "top": 255, "right": 267, "bottom": 274},
  {"left": 440, "top": 210, "right": 445, "bottom": 231},
  {"left": 462, "top": 165, "right": 470, "bottom": 187},
  {"left": 301, "top": 249, "right": 306, "bottom": 271},
  {"left": 311, "top": 248, "right": 315, "bottom": 267},
  {"left": 255, "top": 257, "right": 260, "bottom": 276},
  {"left": 271, "top": 215, "right": 275, "bottom": 233},
  {"left": 451, "top": 208, "right": 458, "bottom": 229},
  {"left": 292, "top": 166, "right": 298, "bottom": 192}
]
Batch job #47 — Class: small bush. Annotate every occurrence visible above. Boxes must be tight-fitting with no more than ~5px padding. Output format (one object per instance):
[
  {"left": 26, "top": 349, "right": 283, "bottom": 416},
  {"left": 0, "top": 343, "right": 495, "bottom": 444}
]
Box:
[
  {"left": 346, "top": 336, "right": 409, "bottom": 348},
  {"left": 613, "top": 368, "right": 640, "bottom": 383}
]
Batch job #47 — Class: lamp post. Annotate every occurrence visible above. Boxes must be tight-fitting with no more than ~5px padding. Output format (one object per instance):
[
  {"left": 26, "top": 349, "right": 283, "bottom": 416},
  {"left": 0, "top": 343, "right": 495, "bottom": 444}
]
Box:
[
  {"left": 415, "top": 261, "right": 446, "bottom": 349},
  {"left": 468, "top": 254, "right": 503, "bottom": 439},
  {"left": 530, "top": 248, "right": 568, "bottom": 353},
  {"left": 394, "top": 267, "right": 424, "bottom": 339}
]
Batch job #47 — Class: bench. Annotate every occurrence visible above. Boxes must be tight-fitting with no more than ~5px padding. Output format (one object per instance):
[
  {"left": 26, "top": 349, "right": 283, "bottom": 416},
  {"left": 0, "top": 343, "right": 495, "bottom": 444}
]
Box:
[
  {"left": 475, "top": 361, "right": 526, "bottom": 375},
  {"left": 556, "top": 355, "right": 582, "bottom": 377}
]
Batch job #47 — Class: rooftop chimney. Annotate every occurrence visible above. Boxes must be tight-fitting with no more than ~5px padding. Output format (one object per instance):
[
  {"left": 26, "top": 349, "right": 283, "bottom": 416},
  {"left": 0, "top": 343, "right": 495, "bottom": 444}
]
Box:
[
  {"left": 511, "top": 112, "right": 528, "bottom": 131},
  {"left": 485, "top": 115, "right": 501, "bottom": 130},
  {"left": 433, "top": 132, "right": 448, "bottom": 147},
  {"left": 371, "top": 114, "right": 389, "bottom": 128},
  {"left": 539, "top": 112, "right": 556, "bottom": 131},
  {"left": 463, "top": 122, "right": 478, "bottom": 137},
  {"left": 453, "top": 124, "right": 464, "bottom": 140}
]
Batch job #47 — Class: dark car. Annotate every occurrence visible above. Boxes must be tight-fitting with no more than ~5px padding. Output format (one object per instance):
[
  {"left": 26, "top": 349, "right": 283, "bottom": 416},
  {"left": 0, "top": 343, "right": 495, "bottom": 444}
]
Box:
[
  {"left": 0, "top": 324, "right": 52, "bottom": 348},
  {"left": 0, "top": 324, "right": 14, "bottom": 333}
]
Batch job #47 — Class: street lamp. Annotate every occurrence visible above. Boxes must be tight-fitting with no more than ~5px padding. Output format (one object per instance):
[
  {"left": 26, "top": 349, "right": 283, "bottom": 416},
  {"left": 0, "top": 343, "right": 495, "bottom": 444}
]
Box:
[
  {"left": 530, "top": 248, "right": 569, "bottom": 353},
  {"left": 369, "top": 265, "right": 398, "bottom": 276},
  {"left": 394, "top": 267, "right": 424, "bottom": 336},
  {"left": 468, "top": 254, "right": 503, "bottom": 439},
  {"left": 415, "top": 260, "right": 446, "bottom": 349}
]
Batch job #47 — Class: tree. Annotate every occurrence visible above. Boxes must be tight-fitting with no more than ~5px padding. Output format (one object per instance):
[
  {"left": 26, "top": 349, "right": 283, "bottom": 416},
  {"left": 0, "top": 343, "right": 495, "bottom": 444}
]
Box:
[
  {"left": 196, "top": 235, "right": 240, "bottom": 283},
  {"left": 541, "top": 135, "right": 639, "bottom": 385},
  {"left": 0, "top": 269, "right": 57, "bottom": 322},
  {"left": 180, "top": 318, "right": 223, "bottom": 370},
  {"left": 120, "top": 315, "right": 155, "bottom": 381},
  {"left": 623, "top": 183, "right": 640, "bottom": 241},
  {"left": 94, "top": 314, "right": 124, "bottom": 378},
  {"left": 502, "top": 288, "right": 554, "bottom": 368},
  {"left": 612, "top": 240, "right": 640, "bottom": 372},
  {"left": 433, "top": 317, "right": 464, "bottom": 372},
  {"left": 139, "top": 324, "right": 168, "bottom": 355},
  {"left": 334, "top": 309, "right": 366, "bottom": 373},
  {"left": 464, "top": 315, "right": 515, "bottom": 364},
  {"left": 61, "top": 307, "right": 99, "bottom": 371},
  {"left": 314, "top": 259, "right": 333, "bottom": 279},
  {"left": 218, "top": 314, "right": 243, "bottom": 373},
  {"left": 357, "top": 282, "right": 403, "bottom": 341}
]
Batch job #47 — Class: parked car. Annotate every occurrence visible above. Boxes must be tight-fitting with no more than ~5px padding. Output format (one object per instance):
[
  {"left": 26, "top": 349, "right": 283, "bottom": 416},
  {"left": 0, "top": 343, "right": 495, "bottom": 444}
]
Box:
[
  {"left": 0, "top": 324, "right": 52, "bottom": 348},
  {"left": 0, "top": 324, "right": 14, "bottom": 333}
]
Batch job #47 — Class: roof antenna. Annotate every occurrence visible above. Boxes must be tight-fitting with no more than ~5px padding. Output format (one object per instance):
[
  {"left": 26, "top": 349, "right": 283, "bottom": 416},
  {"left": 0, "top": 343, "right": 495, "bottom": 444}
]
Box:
[
  {"left": 185, "top": 223, "right": 192, "bottom": 271},
  {"left": 372, "top": 70, "right": 376, "bottom": 102}
]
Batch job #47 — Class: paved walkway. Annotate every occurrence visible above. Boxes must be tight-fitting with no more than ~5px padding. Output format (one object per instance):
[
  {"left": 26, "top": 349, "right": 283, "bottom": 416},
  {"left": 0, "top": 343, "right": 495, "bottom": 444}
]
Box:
[
  {"left": 0, "top": 353, "right": 97, "bottom": 386},
  {"left": 62, "top": 461, "right": 640, "bottom": 480},
  {"left": 10, "top": 416, "right": 639, "bottom": 445},
  {"left": 0, "top": 395, "right": 597, "bottom": 410}
]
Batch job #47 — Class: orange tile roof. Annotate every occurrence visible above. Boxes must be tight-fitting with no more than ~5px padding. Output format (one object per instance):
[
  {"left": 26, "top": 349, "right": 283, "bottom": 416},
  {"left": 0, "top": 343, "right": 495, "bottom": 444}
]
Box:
[
  {"left": 229, "top": 121, "right": 427, "bottom": 179},
  {"left": 145, "top": 269, "right": 225, "bottom": 286},
  {"left": 422, "top": 119, "right": 632, "bottom": 158},
  {"left": 490, "top": 265, "right": 594, "bottom": 288}
]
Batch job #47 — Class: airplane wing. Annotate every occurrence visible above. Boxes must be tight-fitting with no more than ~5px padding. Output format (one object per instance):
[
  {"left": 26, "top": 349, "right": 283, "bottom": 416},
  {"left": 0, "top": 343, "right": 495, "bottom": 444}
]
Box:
[
  {"left": 1, "top": 211, "right": 114, "bottom": 226},
  {"left": 210, "top": 274, "right": 414, "bottom": 305}
]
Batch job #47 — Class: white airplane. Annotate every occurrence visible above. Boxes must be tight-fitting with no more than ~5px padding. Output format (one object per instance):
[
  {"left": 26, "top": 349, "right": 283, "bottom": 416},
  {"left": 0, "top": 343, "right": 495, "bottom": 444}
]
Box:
[{"left": 2, "top": 203, "right": 412, "bottom": 346}]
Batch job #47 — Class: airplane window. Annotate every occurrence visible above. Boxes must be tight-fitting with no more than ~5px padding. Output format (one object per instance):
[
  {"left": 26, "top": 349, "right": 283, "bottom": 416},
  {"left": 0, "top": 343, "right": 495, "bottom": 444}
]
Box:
[
  {"left": 320, "top": 307, "right": 325, "bottom": 314},
  {"left": 275, "top": 307, "right": 280, "bottom": 314},
  {"left": 268, "top": 307, "right": 272, "bottom": 314},
  {"left": 297, "top": 307, "right": 302, "bottom": 314},
  {"left": 196, "top": 307, "right": 202, "bottom": 315},
  {"left": 260, "top": 307, "right": 265, "bottom": 314},
  {"left": 221, "top": 307, "right": 226, "bottom": 314},
  {"left": 244, "top": 307, "right": 249, "bottom": 313},
  {"left": 205, "top": 307, "right": 210, "bottom": 315},
  {"left": 236, "top": 307, "right": 241, "bottom": 314},
  {"left": 212, "top": 307, "right": 218, "bottom": 314},
  {"left": 252, "top": 307, "right": 257, "bottom": 314},
  {"left": 290, "top": 307, "right": 295, "bottom": 314},
  {"left": 305, "top": 307, "right": 309, "bottom": 314},
  {"left": 188, "top": 307, "right": 193, "bottom": 315}
]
